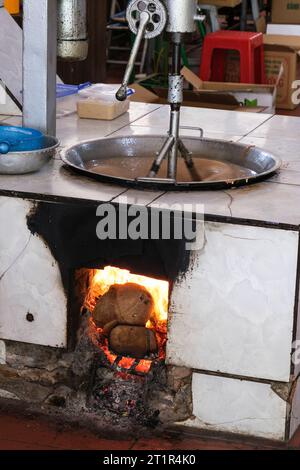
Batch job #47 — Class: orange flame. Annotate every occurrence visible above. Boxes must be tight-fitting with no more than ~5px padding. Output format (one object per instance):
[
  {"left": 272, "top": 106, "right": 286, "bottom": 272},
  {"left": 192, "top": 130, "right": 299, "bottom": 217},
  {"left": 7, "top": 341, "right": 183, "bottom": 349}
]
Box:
[{"left": 84, "top": 266, "right": 169, "bottom": 328}]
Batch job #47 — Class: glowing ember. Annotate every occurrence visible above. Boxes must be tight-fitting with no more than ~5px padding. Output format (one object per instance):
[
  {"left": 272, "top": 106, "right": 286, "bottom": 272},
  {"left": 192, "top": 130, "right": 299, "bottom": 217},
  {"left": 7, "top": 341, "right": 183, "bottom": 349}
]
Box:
[
  {"left": 135, "top": 359, "right": 152, "bottom": 374},
  {"left": 118, "top": 357, "right": 136, "bottom": 369}
]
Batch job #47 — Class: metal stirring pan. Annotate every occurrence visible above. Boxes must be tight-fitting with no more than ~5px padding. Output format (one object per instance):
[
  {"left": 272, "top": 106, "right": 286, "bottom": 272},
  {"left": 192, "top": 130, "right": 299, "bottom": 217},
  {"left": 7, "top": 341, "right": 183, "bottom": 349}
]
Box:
[{"left": 61, "top": 135, "right": 281, "bottom": 191}]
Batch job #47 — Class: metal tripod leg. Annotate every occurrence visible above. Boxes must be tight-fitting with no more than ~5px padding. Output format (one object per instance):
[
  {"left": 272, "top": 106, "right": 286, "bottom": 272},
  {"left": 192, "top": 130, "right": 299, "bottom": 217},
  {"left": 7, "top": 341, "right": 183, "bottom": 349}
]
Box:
[
  {"left": 148, "top": 135, "right": 175, "bottom": 178},
  {"left": 146, "top": 37, "right": 204, "bottom": 183},
  {"left": 147, "top": 136, "right": 201, "bottom": 182},
  {"left": 178, "top": 139, "right": 201, "bottom": 181},
  {"left": 167, "top": 108, "right": 180, "bottom": 179}
]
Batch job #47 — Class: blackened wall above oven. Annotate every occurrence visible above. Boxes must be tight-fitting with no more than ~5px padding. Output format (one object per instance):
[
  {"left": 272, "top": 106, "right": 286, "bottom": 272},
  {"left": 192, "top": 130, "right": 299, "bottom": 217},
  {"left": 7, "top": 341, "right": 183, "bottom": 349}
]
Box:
[{"left": 27, "top": 201, "right": 191, "bottom": 287}]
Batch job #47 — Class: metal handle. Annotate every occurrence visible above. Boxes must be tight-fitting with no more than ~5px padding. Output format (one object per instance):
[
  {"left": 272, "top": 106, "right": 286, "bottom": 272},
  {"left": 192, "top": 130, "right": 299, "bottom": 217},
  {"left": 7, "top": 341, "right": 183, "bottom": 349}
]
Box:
[
  {"left": 136, "top": 176, "right": 176, "bottom": 184},
  {"left": 180, "top": 126, "right": 204, "bottom": 138},
  {"left": 116, "top": 10, "right": 150, "bottom": 101}
]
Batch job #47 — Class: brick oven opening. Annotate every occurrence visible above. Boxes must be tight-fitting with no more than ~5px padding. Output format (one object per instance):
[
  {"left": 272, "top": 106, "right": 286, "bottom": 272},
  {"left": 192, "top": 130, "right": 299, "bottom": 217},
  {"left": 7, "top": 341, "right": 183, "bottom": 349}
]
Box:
[
  {"left": 83, "top": 266, "right": 169, "bottom": 375},
  {"left": 72, "top": 266, "right": 180, "bottom": 426},
  {"left": 25, "top": 203, "right": 192, "bottom": 427}
]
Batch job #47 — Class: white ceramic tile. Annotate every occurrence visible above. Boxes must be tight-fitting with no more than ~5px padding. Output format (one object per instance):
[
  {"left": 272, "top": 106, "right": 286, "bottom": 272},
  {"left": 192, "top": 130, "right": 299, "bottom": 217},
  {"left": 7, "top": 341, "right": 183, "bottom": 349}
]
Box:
[
  {"left": 226, "top": 182, "right": 300, "bottom": 226},
  {"left": 57, "top": 102, "right": 162, "bottom": 148},
  {"left": 239, "top": 136, "right": 300, "bottom": 167},
  {"left": 239, "top": 136, "right": 300, "bottom": 184},
  {"left": 167, "top": 222, "right": 298, "bottom": 382},
  {"left": 2, "top": 110, "right": 300, "bottom": 227},
  {"left": 188, "top": 373, "right": 287, "bottom": 441},
  {"left": 1, "top": 102, "right": 162, "bottom": 146},
  {"left": 110, "top": 124, "right": 241, "bottom": 142},
  {"left": 122, "top": 101, "right": 162, "bottom": 124},
  {"left": 0, "top": 197, "right": 67, "bottom": 347},
  {"left": 56, "top": 114, "right": 125, "bottom": 148},
  {"left": 251, "top": 115, "right": 300, "bottom": 140},
  {"left": 150, "top": 181, "right": 300, "bottom": 227},
  {"left": 150, "top": 189, "right": 231, "bottom": 218},
  {"left": 132, "top": 105, "right": 272, "bottom": 136},
  {"left": 112, "top": 189, "right": 163, "bottom": 207},
  {"left": 0, "top": 159, "right": 125, "bottom": 203},
  {"left": 268, "top": 170, "right": 300, "bottom": 186}
]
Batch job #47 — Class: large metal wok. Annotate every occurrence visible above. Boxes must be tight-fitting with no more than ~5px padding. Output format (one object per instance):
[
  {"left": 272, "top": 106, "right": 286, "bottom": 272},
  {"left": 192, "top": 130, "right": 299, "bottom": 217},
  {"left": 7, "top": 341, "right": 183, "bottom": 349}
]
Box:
[{"left": 61, "top": 135, "right": 281, "bottom": 191}]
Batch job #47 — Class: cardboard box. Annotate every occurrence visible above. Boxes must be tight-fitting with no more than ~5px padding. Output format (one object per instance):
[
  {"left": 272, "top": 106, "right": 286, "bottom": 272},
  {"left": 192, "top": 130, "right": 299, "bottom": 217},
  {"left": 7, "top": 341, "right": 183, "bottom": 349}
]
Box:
[
  {"left": 271, "top": 0, "right": 300, "bottom": 25},
  {"left": 267, "top": 24, "right": 300, "bottom": 36},
  {"left": 264, "top": 34, "right": 300, "bottom": 109},
  {"left": 132, "top": 68, "right": 278, "bottom": 114},
  {"left": 128, "top": 83, "right": 160, "bottom": 103},
  {"left": 180, "top": 67, "right": 277, "bottom": 113},
  {"left": 198, "top": 0, "right": 241, "bottom": 6}
]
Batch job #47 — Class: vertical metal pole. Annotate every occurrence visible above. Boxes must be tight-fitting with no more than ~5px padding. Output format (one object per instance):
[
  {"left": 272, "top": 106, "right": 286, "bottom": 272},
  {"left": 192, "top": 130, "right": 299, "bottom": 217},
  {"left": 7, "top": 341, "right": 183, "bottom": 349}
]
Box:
[
  {"left": 23, "top": 0, "right": 57, "bottom": 135},
  {"left": 167, "top": 39, "right": 182, "bottom": 180}
]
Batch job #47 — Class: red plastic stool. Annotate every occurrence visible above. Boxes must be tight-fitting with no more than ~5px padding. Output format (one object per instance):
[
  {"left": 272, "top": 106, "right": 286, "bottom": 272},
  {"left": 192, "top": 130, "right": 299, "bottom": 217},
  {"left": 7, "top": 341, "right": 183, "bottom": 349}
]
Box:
[{"left": 199, "top": 31, "right": 266, "bottom": 84}]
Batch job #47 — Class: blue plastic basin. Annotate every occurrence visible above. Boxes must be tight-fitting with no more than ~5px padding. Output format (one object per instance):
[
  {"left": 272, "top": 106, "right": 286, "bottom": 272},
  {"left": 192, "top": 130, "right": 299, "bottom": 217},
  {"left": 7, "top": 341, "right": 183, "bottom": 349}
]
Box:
[{"left": 0, "top": 126, "right": 45, "bottom": 154}]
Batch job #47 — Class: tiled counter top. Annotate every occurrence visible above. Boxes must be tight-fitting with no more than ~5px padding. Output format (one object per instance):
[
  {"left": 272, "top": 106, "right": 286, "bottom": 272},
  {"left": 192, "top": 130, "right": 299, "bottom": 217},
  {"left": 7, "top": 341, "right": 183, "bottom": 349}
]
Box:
[{"left": 1, "top": 104, "right": 300, "bottom": 228}]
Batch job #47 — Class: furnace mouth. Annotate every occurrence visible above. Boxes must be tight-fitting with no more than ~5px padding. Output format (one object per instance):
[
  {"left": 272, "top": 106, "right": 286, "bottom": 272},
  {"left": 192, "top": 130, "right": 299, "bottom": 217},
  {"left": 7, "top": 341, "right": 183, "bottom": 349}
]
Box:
[{"left": 83, "top": 267, "right": 169, "bottom": 375}]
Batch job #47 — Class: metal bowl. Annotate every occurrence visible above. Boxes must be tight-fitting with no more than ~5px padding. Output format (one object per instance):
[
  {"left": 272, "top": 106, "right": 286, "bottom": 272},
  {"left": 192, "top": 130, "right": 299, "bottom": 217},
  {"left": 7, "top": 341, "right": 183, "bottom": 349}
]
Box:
[
  {"left": 61, "top": 135, "right": 281, "bottom": 190},
  {"left": 0, "top": 136, "right": 59, "bottom": 175}
]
